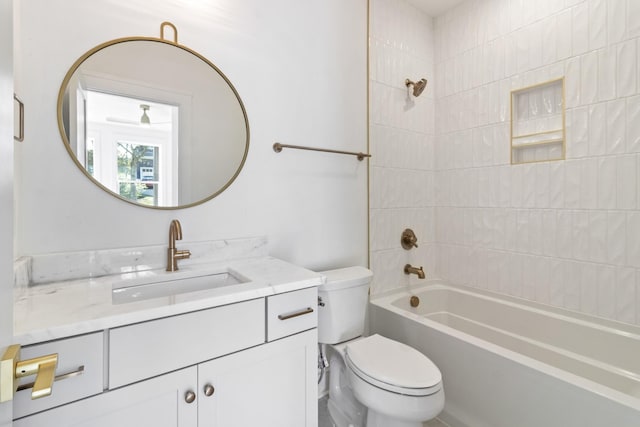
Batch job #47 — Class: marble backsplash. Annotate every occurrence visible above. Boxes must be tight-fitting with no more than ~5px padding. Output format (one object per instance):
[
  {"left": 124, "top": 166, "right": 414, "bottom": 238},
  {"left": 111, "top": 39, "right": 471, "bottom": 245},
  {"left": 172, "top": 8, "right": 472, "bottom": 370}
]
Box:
[{"left": 14, "top": 236, "right": 268, "bottom": 287}]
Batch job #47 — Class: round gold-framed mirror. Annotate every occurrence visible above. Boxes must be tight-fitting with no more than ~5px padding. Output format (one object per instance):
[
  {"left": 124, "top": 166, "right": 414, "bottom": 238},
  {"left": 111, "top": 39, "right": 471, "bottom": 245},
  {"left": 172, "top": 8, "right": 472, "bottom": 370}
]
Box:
[{"left": 57, "top": 23, "right": 249, "bottom": 209}]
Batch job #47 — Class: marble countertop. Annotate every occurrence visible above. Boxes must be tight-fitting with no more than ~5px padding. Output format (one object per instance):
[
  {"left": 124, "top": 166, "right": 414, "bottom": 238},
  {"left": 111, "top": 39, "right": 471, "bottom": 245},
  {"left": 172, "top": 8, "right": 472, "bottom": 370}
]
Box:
[{"left": 14, "top": 256, "right": 323, "bottom": 345}]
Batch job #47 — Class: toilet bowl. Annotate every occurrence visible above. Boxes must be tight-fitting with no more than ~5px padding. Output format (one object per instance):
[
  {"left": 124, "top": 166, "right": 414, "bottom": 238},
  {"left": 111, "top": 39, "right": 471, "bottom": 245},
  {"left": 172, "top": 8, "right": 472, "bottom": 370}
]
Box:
[
  {"left": 345, "top": 334, "right": 444, "bottom": 427},
  {"left": 319, "top": 267, "right": 444, "bottom": 427}
]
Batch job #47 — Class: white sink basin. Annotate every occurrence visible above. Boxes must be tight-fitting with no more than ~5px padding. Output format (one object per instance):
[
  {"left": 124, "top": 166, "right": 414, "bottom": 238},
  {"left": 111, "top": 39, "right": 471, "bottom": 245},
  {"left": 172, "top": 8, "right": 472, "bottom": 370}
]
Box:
[{"left": 112, "top": 268, "right": 249, "bottom": 304}]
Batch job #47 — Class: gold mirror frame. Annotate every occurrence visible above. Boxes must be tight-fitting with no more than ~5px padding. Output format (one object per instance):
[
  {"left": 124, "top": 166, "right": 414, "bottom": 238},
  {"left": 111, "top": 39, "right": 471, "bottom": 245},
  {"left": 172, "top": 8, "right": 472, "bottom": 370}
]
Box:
[{"left": 57, "top": 23, "right": 250, "bottom": 210}]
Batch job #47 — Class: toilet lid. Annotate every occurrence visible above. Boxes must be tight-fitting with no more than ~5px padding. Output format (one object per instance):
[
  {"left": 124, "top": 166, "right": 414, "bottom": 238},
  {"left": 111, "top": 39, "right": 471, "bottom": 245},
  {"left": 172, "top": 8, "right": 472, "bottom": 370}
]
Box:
[{"left": 345, "top": 334, "right": 441, "bottom": 391}]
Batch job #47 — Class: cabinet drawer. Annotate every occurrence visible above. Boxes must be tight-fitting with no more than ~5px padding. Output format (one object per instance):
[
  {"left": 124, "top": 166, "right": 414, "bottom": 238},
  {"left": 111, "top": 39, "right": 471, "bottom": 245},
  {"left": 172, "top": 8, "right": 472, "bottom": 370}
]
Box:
[
  {"left": 109, "top": 298, "right": 265, "bottom": 388},
  {"left": 14, "top": 332, "right": 104, "bottom": 419},
  {"left": 267, "top": 287, "right": 317, "bottom": 341}
]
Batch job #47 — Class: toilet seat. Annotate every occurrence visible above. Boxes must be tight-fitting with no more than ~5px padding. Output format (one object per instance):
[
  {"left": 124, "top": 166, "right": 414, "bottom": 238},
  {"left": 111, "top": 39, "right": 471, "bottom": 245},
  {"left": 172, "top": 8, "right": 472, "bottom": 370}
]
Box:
[{"left": 345, "top": 334, "right": 442, "bottom": 397}]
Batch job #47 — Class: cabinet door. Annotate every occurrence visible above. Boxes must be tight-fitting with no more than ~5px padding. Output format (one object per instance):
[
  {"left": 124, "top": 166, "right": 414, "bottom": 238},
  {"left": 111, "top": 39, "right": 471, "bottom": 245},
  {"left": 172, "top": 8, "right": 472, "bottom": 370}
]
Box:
[
  {"left": 198, "top": 329, "right": 318, "bottom": 427},
  {"left": 14, "top": 367, "right": 197, "bottom": 427}
]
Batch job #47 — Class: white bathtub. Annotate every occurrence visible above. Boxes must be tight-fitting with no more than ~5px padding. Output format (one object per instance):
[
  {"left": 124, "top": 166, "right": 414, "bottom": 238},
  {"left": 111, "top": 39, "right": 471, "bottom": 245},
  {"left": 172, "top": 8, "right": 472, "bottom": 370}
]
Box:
[{"left": 369, "top": 281, "right": 640, "bottom": 427}]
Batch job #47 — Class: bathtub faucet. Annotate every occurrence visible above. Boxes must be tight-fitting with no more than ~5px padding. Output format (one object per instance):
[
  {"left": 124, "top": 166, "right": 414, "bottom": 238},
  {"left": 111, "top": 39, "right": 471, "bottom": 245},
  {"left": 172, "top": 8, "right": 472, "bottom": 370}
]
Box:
[{"left": 404, "top": 264, "right": 425, "bottom": 279}]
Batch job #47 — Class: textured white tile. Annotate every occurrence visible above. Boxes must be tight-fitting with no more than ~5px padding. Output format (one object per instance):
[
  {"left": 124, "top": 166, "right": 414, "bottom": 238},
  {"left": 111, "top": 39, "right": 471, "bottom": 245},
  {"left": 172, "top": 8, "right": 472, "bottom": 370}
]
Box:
[
  {"left": 580, "top": 157, "right": 598, "bottom": 209},
  {"left": 533, "top": 256, "right": 551, "bottom": 304},
  {"left": 627, "top": 95, "right": 640, "bottom": 153},
  {"left": 617, "top": 155, "right": 637, "bottom": 210},
  {"left": 580, "top": 51, "right": 598, "bottom": 106},
  {"left": 588, "top": 0, "right": 607, "bottom": 50},
  {"left": 510, "top": 166, "right": 524, "bottom": 207},
  {"left": 563, "top": 260, "right": 582, "bottom": 311},
  {"left": 617, "top": 40, "right": 637, "bottom": 98},
  {"left": 510, "top": 0, "right": 524, "bottom": 32},
  {"left": 606, "top": 100, "right": 626, "bottom": 154},
  {"left": 549, "top": 259, "right": 565, "bottom": 307},
  {"left": 589, "top": 212, "right": 607, "bottom": 263},
  {"left": 556, "top": 210, "right": 573, "bottom": 258},
  {"left": 588, "top": 103, "right": 606, "bottom": 156},
  {"left": 598, "top": 47, "right": 617, "bottom": 102},
  {"left": 522, "top": 164, "right": 536, "bottom": 208},
  {"left": 615, "top": 266, "right": 636, "bottom": 324},
  {"left": 567, "top": 106, "right": 588, "bottom": 158},
  {"left": 564, "top": 160, "right": 581, "bottom": 208},
  {"left": 597, "top": 156, "right": 617, "bottom": 209},
  {"left": 565, "top": 57, "right": 581, "bottom": 108},
  {"left": 572, "top": 3, "right": 589, "bottom": 56},
  {"left": 629, "top": 0, "right": 640, "bottom": 38},
  {"left": 607, "top": 211, "right": 627, "bottom": 265},
  {"left": 535, "top": 163, "right": 549, "bottom": 208},
  {"left": 607, "top": 0, "right": 627, "bottom": 44},
  {"left": 597, "top": 264, "right": 616, "bottom": 318},
  {"left": 556, "top": 8, "right": 573, "bottom": 61},
  {"left": 505, "top": 209, "right": 518, "bottom": 252},
  {"left": 508, "top": 252, "right": 524, "bottom": 297},
  {"left": 529, "top": 210, "right": 543, "bottom": 255},
  {"left": 581, "top": 263, "right": 599, "bottom": 315},
  {"left": 541, "top": 15, "right": 557, "bottom": 65},
  {"left": 549, "top": 162, "right": 565, "bottom": 208},
  {"left": 516, "top": 209, "right": 530, "bottom": 253},
  {"left": 627, "top": 212, "right": 640, "bottom": 268},
  {"left": 573, "top": 211, "right": 590, "bottom": 261},
  {"left": 541, "top": 210, "right": 557, "bottom": 257}
]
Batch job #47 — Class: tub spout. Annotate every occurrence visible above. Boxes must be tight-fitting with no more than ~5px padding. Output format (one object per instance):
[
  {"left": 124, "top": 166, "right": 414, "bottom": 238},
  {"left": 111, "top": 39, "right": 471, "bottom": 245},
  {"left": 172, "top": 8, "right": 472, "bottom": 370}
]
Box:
[{"left": 404, "top": 264, "right": 425, "bottom": 279}]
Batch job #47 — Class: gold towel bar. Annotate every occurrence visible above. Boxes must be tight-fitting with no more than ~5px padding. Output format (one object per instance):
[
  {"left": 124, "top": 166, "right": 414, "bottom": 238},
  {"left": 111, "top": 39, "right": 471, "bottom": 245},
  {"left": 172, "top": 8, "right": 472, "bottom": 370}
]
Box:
[{"left": 273, "top": 142, "right": 371, "bottom": 161}]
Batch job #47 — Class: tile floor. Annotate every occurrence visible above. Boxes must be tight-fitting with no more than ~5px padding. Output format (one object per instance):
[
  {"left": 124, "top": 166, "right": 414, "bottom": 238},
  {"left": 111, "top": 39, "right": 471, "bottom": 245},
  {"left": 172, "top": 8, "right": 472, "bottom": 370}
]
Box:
[{"left": 318, "top": 396, "right": 450, "bottom": 427}]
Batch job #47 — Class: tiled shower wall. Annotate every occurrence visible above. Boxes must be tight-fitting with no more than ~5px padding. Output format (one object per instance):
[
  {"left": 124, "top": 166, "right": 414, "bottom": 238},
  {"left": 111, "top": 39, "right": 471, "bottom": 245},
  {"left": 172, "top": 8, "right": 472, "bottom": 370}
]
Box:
[
  {"left": 369, "top": 0, "right": 436, "bottom": 296},
  {"left": 434, "top": 0, "right": 640, "bottom": 326}
]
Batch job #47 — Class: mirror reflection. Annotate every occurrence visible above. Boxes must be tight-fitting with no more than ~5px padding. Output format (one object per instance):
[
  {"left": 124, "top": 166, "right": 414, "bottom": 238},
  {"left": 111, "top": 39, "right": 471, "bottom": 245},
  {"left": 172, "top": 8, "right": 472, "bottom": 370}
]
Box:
[{"left": 59, "top": 39, "right": 249, "bottom": 209}]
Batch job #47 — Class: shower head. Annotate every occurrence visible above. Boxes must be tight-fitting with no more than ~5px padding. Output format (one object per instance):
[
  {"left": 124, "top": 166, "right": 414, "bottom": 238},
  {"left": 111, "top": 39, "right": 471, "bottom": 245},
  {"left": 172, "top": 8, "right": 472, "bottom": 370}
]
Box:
[{"left": 405, "top": 78, "right": 428, "bottom": 97}]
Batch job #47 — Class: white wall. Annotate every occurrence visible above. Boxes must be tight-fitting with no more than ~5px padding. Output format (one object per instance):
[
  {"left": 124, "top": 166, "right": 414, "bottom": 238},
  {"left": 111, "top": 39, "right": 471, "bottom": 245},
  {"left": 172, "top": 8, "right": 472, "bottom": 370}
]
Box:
[
  {"left": 13, "top": 0, "right": 368, "bottom": 271},
  {"left": 369, "top": 0, "right": 436, "bottom": 296},
  {"left": 434, "top": 0, "right": 640, "bottom": 326},
  {"left": 0, "top": 0, "right": 14, "bottom": 423}
]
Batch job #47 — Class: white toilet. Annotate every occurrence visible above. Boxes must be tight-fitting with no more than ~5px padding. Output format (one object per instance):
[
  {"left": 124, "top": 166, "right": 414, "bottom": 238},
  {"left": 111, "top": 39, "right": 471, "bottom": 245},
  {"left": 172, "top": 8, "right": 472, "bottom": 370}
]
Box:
[{"left": 319, "top": 266, "right": 444, "bottom": 427}]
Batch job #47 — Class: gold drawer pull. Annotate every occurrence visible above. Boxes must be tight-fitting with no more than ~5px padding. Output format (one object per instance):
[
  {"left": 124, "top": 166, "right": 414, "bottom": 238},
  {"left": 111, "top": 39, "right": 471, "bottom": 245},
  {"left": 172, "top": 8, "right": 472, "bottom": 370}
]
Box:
[
  {"left": 14, "top": 94, "right": 24, "bottom": 142},
  {"left": 1, "top": 345, "right": 58, "bottom": 401},
  {"left": 278, "top": 307, "right": 314, "bottom": 321},
  {"left": 17, "top": 365, "right": 85, "bottom": 392}
]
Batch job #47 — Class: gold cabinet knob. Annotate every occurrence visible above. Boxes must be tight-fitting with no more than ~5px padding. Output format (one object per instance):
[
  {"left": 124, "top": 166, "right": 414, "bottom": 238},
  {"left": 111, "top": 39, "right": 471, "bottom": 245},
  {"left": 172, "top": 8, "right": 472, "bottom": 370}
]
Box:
[
  {"left": 184, "top": 390, "right": 196, "bottom": 404},
  {"left": 203, "top": 384, "right": 215, "bottom": 397}
]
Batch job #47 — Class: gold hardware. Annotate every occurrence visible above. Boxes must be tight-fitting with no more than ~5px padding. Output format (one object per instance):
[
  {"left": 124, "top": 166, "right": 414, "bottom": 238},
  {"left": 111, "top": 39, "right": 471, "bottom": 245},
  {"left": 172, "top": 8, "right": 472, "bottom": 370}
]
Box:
[
  {"left": 1, "top": 345, "right": 58, "bottom": 402},
  {"left": 401, "top": 229, "right": 418, "bottom": 250},
  {"left": 405, "top": 78, "right": 428, "bottom": 97},
  {"left": 185, "top": 390, "right": 196, "bottom": 404},
  {"left": 160, "top": 21, "right": 178, "bottom": 44},
  {"left": 404, "top": 264, "right": 425, "bottom": 279},
  {"left": 17, "top": 365, "right": 84, "bottom": 392},
  {"left": 14, "top": 94, "right": 24, "bottom": 142},
  {"left": 410, "top": 296, "right": 420, "bottom": 308},
  {"left": 203, "top": 384, "right": 215, "bottom": 397},
  {"left": 167, "top": 219, "right": 191, "bottom": 271},
  {"left": 277, "top": 307, "right": 314, "bottom": 321},
  {"left": 273, "top": 142, "right": 371, "bottom": 161}
]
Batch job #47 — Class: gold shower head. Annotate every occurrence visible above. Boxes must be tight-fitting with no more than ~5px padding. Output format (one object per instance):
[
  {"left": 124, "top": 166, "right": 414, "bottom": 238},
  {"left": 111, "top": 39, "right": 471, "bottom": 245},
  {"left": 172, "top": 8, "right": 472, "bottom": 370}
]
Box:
[{"left": 405, "top": 78, "right": 428, "bottom": 97}]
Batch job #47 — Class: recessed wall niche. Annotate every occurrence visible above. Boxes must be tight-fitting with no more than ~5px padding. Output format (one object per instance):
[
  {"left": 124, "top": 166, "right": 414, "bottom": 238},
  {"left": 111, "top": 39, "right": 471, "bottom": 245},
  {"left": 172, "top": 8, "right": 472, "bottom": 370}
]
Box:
[{"left": 510, "top": 78, "right": 565, "bottom": 164}]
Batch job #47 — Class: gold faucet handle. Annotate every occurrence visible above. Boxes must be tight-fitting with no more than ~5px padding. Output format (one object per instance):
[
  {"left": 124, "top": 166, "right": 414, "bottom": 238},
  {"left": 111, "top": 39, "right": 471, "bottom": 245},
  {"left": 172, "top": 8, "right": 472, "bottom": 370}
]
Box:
[{"left": 1, "top": 344, "right": 58, "bottom": 402}]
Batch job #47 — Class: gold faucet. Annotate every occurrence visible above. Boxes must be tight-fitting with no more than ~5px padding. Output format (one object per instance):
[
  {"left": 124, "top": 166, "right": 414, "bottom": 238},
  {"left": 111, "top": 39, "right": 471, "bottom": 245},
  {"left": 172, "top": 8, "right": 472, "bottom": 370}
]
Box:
[
  {"left": 404, "top": 264, "right": 425, "bottom": 279},
  {"left": 167, "top": 219, "right": 191, "bottom": 271}
]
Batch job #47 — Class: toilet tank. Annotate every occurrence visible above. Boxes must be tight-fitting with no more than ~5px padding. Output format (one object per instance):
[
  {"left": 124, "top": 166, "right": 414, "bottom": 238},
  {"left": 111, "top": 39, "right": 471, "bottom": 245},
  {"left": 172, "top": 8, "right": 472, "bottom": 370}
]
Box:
[{"left": 318, "top": 266, "right": 373, "bottom": 344}]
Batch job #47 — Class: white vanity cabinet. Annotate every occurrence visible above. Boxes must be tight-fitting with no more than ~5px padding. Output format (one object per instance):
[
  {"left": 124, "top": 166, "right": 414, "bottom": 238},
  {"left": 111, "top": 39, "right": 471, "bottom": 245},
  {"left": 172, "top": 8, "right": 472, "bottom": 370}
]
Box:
[
  {"left": 197, "top": 329, "right": 317, "bottom": 426},
  {"left": 14, "top": 288, "right": 318, "bottom": 427},
  {"left": 14, "top": 366, "right": 197, "bottom": 427}
]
